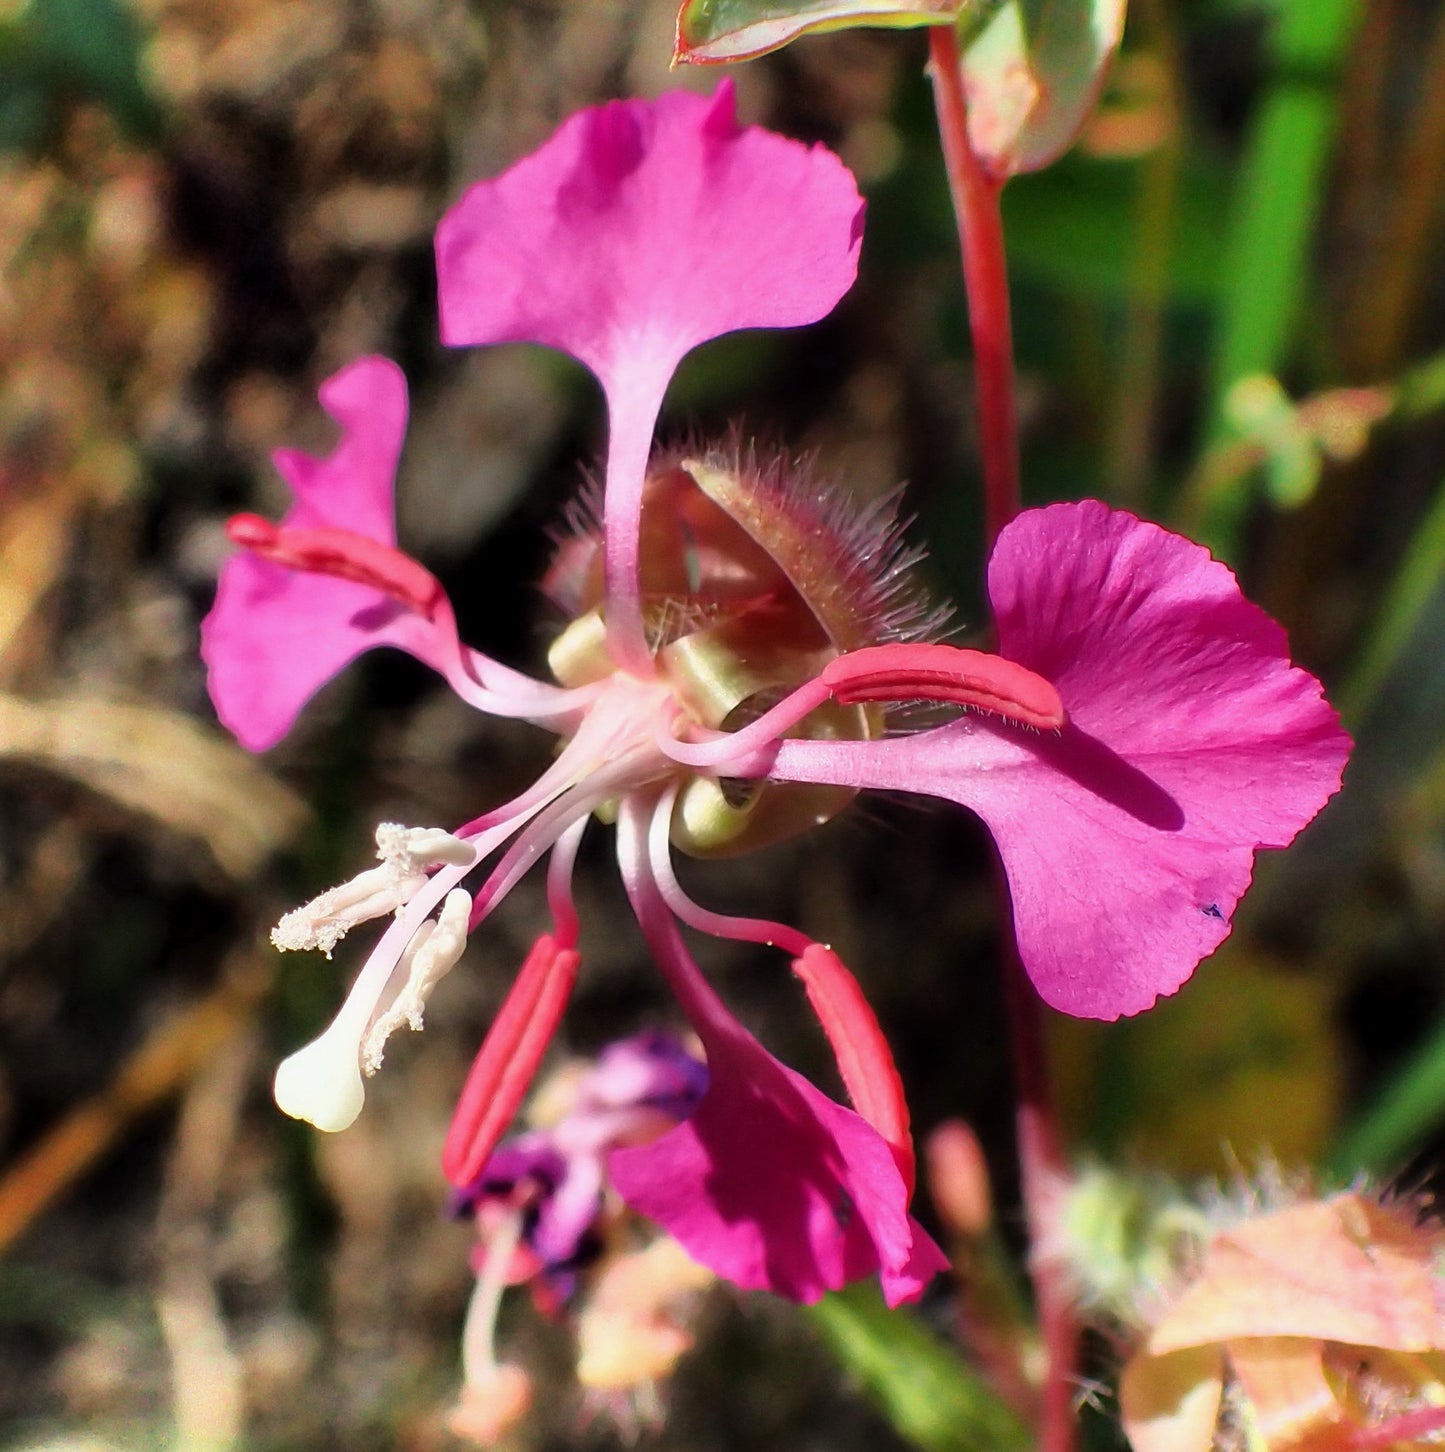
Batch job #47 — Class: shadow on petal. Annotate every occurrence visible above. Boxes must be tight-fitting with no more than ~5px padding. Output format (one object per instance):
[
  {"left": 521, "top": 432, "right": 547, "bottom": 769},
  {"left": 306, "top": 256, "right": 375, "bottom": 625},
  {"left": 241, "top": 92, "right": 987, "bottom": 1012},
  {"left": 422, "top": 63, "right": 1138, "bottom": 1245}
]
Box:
[{"left": 1028, "top": 727, "right": 1185, "bottom": 832}]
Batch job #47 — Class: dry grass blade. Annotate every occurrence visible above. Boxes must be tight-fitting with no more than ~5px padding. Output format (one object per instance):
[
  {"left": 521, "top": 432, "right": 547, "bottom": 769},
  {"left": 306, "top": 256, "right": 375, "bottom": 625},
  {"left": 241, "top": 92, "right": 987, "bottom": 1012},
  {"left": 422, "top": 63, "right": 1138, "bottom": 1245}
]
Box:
[
  {"left": 0, "top": 476, "right": 86, "bottom": 678},
  {"left": 0, "top": 951, "right": 271, "bottom": 1257},
  {"left": 0, "top": 694, "right": 307, "bottom": 879}
]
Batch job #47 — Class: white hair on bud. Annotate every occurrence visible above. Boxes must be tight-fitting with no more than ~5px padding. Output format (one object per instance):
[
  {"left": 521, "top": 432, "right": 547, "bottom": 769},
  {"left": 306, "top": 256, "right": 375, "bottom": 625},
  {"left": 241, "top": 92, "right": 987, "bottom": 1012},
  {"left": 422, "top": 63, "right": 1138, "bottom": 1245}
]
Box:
[{"left": 361, "top": 888, "right": 473, "bottom": 1073}]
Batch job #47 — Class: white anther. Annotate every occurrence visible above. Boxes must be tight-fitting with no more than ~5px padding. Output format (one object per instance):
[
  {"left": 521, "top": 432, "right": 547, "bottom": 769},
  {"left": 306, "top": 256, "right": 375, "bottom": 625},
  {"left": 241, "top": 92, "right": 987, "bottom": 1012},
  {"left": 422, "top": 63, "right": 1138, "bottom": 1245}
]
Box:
[
  {"left": 273, "top": 1016, "right": 368, "bottom": 1133},
  {"left": 269, "top": 823, "right": 474, "bottom": 958},
  {"left": 375, "top": 822, "right": 476, "bottom": 874},
  {"left": 361, "top": 888, "right": 473, "bottom": 1074},
  {"left": 271, "top": 863, "right": 429, "bottom": 956}
]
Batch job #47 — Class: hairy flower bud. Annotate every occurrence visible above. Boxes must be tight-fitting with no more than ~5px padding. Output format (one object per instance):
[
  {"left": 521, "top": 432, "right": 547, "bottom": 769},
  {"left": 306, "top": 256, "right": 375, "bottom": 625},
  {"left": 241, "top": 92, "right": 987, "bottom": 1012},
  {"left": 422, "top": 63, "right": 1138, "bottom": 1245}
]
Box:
[{"left": 545, "top": 448, "right": 948, "bottom": 857}]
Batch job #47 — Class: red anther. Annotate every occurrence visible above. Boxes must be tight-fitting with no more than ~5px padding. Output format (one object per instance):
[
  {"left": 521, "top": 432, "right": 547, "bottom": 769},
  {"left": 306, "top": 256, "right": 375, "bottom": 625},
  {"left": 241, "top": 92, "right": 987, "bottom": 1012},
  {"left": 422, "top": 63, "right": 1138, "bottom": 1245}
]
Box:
[
  {"left": 821, "top": 643, "right": 1065, "bottom": 731},
  {"left": 226, "top": 512, "right": 282, "bottom": 550},
  {"left": 225, "top": 514, "right": 446, "bottom": 620},
  {"left": 443, "top": 934, "right": 580, "bottom": 1188},
  {"left": 792, "top": 944, "right": 915, "bottom": 1197},
  {"left": 1349, "top": 1405, "right": 1445, "bottom": 1449}
]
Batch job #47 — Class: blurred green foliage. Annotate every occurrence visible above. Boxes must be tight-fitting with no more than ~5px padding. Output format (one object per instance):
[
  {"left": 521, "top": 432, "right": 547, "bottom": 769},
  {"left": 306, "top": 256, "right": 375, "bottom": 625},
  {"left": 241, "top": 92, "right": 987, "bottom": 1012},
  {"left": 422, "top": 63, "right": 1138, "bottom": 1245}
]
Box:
[{"left": 0, "top": 0, "right": 161, "bottom": 151}]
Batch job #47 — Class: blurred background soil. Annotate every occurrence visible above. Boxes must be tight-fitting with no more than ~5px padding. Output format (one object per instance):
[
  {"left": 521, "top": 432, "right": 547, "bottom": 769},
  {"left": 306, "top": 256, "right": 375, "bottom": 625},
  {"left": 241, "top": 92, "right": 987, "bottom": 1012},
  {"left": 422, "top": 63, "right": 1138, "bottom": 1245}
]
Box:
[{"left": 1, "top": 0, "right": 1444, "bottom": 1446}]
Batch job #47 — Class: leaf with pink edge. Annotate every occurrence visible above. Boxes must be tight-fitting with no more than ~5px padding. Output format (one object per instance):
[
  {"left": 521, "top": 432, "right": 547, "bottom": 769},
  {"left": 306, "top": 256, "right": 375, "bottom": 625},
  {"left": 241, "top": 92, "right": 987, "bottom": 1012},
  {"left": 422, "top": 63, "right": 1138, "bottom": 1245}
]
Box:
[
  {"left": 959, "top": 0, "right": 1127, "bottom": 176},
  {"left": 673, "top": 0, "right": 967, "bottom": 65}
]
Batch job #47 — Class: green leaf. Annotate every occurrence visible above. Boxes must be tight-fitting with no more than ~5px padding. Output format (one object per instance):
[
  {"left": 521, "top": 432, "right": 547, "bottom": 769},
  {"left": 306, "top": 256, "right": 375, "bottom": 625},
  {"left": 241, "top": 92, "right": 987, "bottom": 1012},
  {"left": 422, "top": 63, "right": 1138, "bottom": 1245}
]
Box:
[
  {"left": 1201, "top": 0, "right": 1364, "bottom": 544},
  {"left": 959, "top": 0, "right": 1127, "bottom": 175},
  {"left": 1001, "top": 152, "right": 1228, "bottom": 303},
  {"left": 674, "top": 0, "right": 969, "bottom": 64},
  {"left": 1339, "top": 471, "right": 1445, "bottom": 727},
  {"left": 807, "top": 1284, "right": 1031, "bottom": 1452}
]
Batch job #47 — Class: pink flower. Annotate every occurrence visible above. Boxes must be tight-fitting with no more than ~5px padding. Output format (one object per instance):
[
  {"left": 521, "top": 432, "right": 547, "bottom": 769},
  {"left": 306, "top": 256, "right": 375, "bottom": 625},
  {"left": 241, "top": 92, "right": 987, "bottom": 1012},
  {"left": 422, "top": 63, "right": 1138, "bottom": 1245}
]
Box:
[
  {"left": 453, "top": 1032, "right": 709, "bottom": 1303},
  {"left": 200, "top": 86, "right": 1348, "bottom": 1306}
]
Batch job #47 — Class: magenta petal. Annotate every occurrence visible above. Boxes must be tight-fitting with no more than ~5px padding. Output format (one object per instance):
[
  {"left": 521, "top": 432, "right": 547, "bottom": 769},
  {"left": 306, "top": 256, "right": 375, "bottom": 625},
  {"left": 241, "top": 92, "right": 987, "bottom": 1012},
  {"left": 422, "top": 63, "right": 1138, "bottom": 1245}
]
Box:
[
  {"left": 203, "top": 563, "right": 447, "bottom": 751},
  {"left": 435, "top": 84, "right": 864, "bottom": 401},
  {"left": 436, "top": 84, "right": 864, "bottom": 668},
  {"left": 768, "top": 502, "right": 1350, "bottom": 1019},
  {"left": 278, "top": 356, "right": 409, "bottom": 540},
  {"left": 609, "top": 1023, "right": 945, "bottom": 1306},
  {"left": 201, "top": 357, "right": 454, "bottom": 751}
]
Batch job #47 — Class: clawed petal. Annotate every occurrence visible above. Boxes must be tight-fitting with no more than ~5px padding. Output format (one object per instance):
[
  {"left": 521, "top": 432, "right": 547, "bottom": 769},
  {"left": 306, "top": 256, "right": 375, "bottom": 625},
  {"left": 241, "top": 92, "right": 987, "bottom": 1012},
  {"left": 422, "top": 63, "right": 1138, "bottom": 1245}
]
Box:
[
  {"left": 202, "top": 356, "right": 459, "bottom": 750},
  {"left": 767, "top": 502, "right": 1351, "bottom": 1019},
  {"left": 614, "top": 797, "right": 942, "bottom": 1304},
  {"left": 203, "top": 563, "right": 453, "bottom": 751},
  {"left": 609, "top": 1021, "right": 945, "bottom": 1306},
  {"left": 435, "top": 83, "right": 864, "bottom": 667},
  {"left": 435, "top": 83, "right": 863, "bottom": 408},
  {"left": 279, "top": 357, "right": 409, "bottom": 539}
]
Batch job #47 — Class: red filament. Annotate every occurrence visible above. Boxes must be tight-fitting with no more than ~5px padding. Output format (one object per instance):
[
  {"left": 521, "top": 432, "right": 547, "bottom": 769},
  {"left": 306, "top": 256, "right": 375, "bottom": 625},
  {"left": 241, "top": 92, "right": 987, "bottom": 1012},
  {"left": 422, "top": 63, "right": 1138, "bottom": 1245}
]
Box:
[
  {"left": 443, "top": 934, "right": 580, "bottom": 1188},
  {"left": 792, "top": 943, "right": 915, "bottom": 1196}
]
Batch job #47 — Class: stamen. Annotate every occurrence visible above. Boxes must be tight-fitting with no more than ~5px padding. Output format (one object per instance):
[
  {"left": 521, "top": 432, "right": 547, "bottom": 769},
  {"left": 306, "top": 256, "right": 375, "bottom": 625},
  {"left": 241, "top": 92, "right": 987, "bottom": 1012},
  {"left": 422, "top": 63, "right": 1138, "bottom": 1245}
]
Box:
[
  {"left": 646, "top": 783, "right": 812, "bottom": 958},
  {"left": 374, "top": 822, "right": 476, "bottom": 873},
  {"left": 273, "top": 1011, "right": 371, "bottom": 1133},
  {"left": 443, "top": 934, "right": 581, "bottom": 1187},
  {"left": 460, "top": 1206, "right": 524, "bottom": 1385},
  {"left": 270, "top": 822, "right": 474, "bottom": 956},
  {"left": 447, "top": 1208, "right": 532, "bottom": 1445},
  {"left": 546, "top": 816, "right": 588, "bottom": 951},
  {"left": 821, "top": 644, "right": 1066, "bottom": 731},
  {"left": 271, "top": 863, "right": 427, "bottom": 956},
  {"left": 272, "top": 855, "right": 479, "bottom": 1132},
  {"left": 227, "top": 513, "right": 446, "bottom": 620},
  {"left": 361, "top": 888, "right": 473, "bottom": 1072}
]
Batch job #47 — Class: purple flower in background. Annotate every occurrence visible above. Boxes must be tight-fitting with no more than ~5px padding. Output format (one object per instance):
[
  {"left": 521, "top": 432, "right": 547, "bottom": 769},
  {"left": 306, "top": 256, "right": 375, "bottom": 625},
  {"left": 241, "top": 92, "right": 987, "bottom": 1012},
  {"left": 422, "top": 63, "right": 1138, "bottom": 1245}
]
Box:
[{"left": 454, "top": 1032, "right": 708, "bottom": 1301}]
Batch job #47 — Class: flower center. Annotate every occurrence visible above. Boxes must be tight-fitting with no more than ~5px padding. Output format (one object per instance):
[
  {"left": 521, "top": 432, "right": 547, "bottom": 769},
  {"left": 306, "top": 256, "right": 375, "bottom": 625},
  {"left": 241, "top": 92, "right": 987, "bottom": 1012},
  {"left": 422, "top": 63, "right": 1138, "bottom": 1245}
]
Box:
[{"left": 544, "top": 455, "right": 924, "bottom": 857}]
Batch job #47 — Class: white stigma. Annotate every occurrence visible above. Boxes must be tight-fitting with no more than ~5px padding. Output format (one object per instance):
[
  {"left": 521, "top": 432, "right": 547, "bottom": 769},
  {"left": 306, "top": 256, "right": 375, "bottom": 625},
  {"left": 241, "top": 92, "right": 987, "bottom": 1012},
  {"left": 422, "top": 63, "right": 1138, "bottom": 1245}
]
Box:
[
  {"left": 271, "top": 822, "right": 474, "bottom": 956},
  {"left": 361, "top": 888, "right": 473, "bottom": 1072},
  {"left": 272, "top": 885, "right": 475, "bottom": 1133},
  {"left": 273, "top": 1015, "right": 369, "bottom": 1132}
]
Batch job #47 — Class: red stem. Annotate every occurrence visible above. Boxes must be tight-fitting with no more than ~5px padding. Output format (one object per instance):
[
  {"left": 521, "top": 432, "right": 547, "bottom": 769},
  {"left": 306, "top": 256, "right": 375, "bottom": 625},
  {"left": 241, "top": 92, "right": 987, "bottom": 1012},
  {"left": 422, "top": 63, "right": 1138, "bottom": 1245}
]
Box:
[
  {"left": 1001, "top": 926, "right": 1077, "bottom": 1452},
  {"left": 927, "top": 25, "right": 1021, "bottom": 546},
  {"left": 929, "top": 26, "right": 1078, "bottom": 1452}
]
